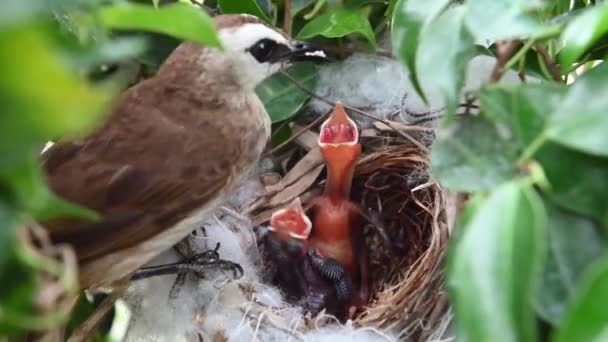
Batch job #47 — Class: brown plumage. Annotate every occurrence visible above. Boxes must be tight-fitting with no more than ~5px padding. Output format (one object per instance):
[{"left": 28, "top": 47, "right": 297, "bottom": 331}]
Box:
[{"left": 40, "top": 14, "right": 323, "bottom": 288}]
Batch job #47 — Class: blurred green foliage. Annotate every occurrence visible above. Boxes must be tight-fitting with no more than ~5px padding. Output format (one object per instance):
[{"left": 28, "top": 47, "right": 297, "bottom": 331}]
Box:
[{"left": 2, "top": 0, "right": 608, "bottom": 340}]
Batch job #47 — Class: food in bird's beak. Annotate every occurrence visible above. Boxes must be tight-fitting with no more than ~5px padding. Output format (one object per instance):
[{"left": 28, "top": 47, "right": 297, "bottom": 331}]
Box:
[{"left": 283, "top": 41, "right": 332, "bottom": 63}]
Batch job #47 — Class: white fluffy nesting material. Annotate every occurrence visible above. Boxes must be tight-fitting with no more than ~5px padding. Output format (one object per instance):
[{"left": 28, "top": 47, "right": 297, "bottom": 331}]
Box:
[
  {"left": 122, "top": 174, "right": 397, "bottom": 342},
  {"left": 307, "top": 53, "right": 527, "bottom": 127}
]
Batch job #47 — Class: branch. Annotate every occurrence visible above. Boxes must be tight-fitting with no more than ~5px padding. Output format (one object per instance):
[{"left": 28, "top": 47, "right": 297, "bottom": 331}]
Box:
[
  {"left": 490, "top": 41, "right": 521, "bottom": 82},
  {"left": 283, "top": 0, "right": 292, "bottom": 36},
  {"left": 265, "top": 110, "right": 330, "bottom": 157},
  {"left": 535, "top": 44, "right": 563, "bottom": 82}
]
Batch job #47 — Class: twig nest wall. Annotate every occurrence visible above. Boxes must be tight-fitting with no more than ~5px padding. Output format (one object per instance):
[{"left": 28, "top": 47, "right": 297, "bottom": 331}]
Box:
[{"left": 252, "top": 124, "right": 451, "bottom": 340}]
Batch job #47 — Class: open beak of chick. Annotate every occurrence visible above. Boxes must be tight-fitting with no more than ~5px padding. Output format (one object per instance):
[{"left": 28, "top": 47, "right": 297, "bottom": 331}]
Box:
[
  {"left": 269, "top": 197, "right": 312, "bottom": 240},
  {"left": 318, "top": 102, "right": 359, "bottom": 147}
]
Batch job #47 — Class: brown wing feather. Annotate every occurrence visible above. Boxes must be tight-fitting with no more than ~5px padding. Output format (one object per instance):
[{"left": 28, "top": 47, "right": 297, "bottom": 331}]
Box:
[{"left": 41, "top": 77, "right": 244, "bottom": 262}]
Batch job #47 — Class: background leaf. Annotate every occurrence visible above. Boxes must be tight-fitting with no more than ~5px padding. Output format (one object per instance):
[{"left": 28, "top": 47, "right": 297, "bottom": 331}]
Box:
[
  {"left": 100, "top": 3, "right": 222, "bottom": 48},
  {"left": 555, "top": 257, "right": 608, "bottom": 342},
  {"left": 297, "top": 9, "right": 378, "bottom": 48},
  {"left": 390, "top": 0, "right": 451, "bottom": 103},
  {"left": 218, "top": 0, "right": 271, "bottom": 24},
  {"left": 559, "top": 2, "right": 608, "bottom": 71},
  {"left": 256, "top": 63, "right": 318, "bottom": 123},
  {"left": 448, "top": 181, "right": 547, "bottom": 342},
  {"left": 547, "top": 61, "right": 608, "bottom": 157},
  {"left": 417, "top": 4, "right": 475, "bottom": 114}
]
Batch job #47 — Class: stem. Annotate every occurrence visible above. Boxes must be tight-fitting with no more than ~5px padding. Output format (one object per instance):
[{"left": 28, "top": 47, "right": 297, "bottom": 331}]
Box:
[
  {"left": 518, "top": 131, "right": 548, "bottom": 163},
  {"left": 536, "top": 43, "right": 562, "bottom": 82},
  {"left": 490, "top": 41, "right": 522, "bottom": 82},
  {"left": 503, "top": 39, "right": 535, "bottom": 71},
  {"left": 283, "top": 0, "right": 292, "bottom": 36}
]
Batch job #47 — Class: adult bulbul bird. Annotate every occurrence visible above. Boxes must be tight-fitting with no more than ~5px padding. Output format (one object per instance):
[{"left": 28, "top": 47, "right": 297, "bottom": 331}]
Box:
[{"left": 41, "top": 14, "right": 327, "bottom": 289}]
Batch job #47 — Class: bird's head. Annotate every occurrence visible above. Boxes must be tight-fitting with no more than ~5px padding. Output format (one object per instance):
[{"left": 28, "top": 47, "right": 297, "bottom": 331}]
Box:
[
  {"left": 318, "top": 102, "right": 359, "bottom": 147},
  {"left": 318, "top": 102, "right": 361, "bottom": 198},
  {"left": 215, "top": 14, "right": 328, "bottom": 89},
  {"left": 269, "top": 197, "right": 312, "bottom": 242}
]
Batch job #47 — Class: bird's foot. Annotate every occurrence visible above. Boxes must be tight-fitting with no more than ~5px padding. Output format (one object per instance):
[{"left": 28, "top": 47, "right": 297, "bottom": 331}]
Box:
[{"left": 131, "top": 243, "right": 244, "bottom": 282}]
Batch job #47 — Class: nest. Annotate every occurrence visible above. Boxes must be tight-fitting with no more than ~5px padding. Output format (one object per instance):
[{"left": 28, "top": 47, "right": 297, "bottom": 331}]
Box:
[{"left": 246, "top": 119, "right": 452, "bottom": 341}]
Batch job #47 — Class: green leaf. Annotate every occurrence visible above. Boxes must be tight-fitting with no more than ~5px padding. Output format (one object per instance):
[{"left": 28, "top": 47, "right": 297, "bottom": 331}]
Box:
[
  {"left": 418, "top": 5, "right": 475, "bottom": 114},
  {"left": 560, "top": 2, "right": 608, "bottom": 71},
  {"left": 296, "top": 9, "right": 378, "bottom": 48},
  {"left": 430, "top": 116, "right": 519, "bottom": 192},
  {"left": 344, "top": 0, "right": 388, "bottom": 9},
  {"left": 0, "top": 25, "right": 111, "bottom": 170},
  {"left": 536, "top": 143, "right": 608, "bottom": 230},
  {"left": 256, "top": 63, "right": 318, "bottom": 123},
  {"left": 0, "top": 159, "right": 99, "bottom": 222},
  {"left": 390, "top": 0, "right": 451, "bottom": 104},
  {"left": 293, "top": 0, "right": 315, "bottom": 16},
  {"left": 465, "top": 0, "right": 551, "bottom": 42},
  {"left": 99, "top": 3, "right": 222, "bottom": 49},
  {"left": 555, "top": 257, "right": 608, "bottom": 342},
  {"left": 218, "top": 0, "right": 271, "bottom": 24},
  {"left": 1, "top": 0, "right": 48, "bottom": 30},
  {"left": 547, "top": 61, "right": 608, "bottom": 157},
  {"left": 480, "top": 83, "right": 566, "bottom": 147},
  {"left": 536, "top": 202, "right": 607, "bottom": 325},
  {"left": 0, "top": 201, "right": 19, "bottom": 275},
  {"left": 448, "top": 181, "right": 547, "bottom": 342}
]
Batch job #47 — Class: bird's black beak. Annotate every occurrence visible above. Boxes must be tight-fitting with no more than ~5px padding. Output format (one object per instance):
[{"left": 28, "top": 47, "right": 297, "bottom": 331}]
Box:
[{"left": 280, "top": 41, "right": 333, "bottom": 63}]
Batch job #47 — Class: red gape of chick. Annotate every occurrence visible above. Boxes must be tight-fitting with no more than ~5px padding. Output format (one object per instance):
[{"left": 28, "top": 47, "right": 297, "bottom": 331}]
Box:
[{"left": 310, "top": 102, "right": 368, "bottom": 317}]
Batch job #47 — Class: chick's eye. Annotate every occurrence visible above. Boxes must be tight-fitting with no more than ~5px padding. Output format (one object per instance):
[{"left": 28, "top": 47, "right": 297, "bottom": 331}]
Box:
[{"left": 248, "top": 38, "right": 279, "bottom": 62}]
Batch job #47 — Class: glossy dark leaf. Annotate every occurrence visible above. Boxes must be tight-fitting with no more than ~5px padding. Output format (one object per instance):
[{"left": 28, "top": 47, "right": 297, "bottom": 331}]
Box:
[
  {"left": 555, "top": 257, "right": 608, "bottom": 342},
  {"left": 297, "top": 10, "right": 378, "bottom": 48},
  {"left": 391, "top": 0, "right": 451, "bottom": 103},
  {"left": 547, "top": 61, "right": 608, "bottom": 157},
  {"left": 256, "top": 63, "right": 318, "bottom": 123},
  {"left": 560, "top": 2, "right": 608, "bottom": 71},
  {"left": 418, "top": 4, "right": 475, "bottom": 114},
  {"left": 536, "top": 202, "right": 607, "bottom": 325},
  {"left": 100, "top": 3, "right": 222, "bottom": 48},
  {"left": 218, "top": 0, "right": 271, "bottom": 23},
  {"left": 448, "top": 181, "right": 547, "bottom": 342},
  {"left": 344, "top": 0, "right": 389, "bottom": 9},
  {"left": 430, "top": 116, "right": 519, "bottom": 192}
]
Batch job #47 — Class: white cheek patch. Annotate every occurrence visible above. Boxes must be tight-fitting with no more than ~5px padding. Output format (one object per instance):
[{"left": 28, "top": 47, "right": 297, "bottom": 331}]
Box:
[
  {"left": 217, "top": 23, "right": 290, "bottom": 87},
  {"left": 219, "top": 23, "right": 288, "bottom": 53}
]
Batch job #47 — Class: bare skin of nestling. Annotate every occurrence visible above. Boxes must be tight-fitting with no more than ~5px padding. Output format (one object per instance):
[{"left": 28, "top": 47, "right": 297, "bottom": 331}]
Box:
[
  {"left": 41, "top": 14, "right": 327, "bottom": 289},
  {"left": 310, "top": 102, "right": 370, "bottom": 317}
]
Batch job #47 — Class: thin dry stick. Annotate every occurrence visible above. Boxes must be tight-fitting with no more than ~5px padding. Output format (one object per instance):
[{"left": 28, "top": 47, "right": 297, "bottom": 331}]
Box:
[
  {"left": 67, "top": 287, "right": 126, "bottom": 342},
  {"left": 283, "top": 0, "right": 292, "bottom": 36},
  {"left": 280, "top": 71, "right": 430, "bottom": 154},
  {"left": 265, "top": 110, "right": 330, "bottom": 156},
  {"left": 535, "top": 44, "right": 563, "bottom": 82}
]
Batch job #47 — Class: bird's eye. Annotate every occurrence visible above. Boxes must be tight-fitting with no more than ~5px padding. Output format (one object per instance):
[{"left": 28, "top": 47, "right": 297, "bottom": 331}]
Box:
[{"left": 247, "top": 38, "right": 287, "bottom": 63}]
